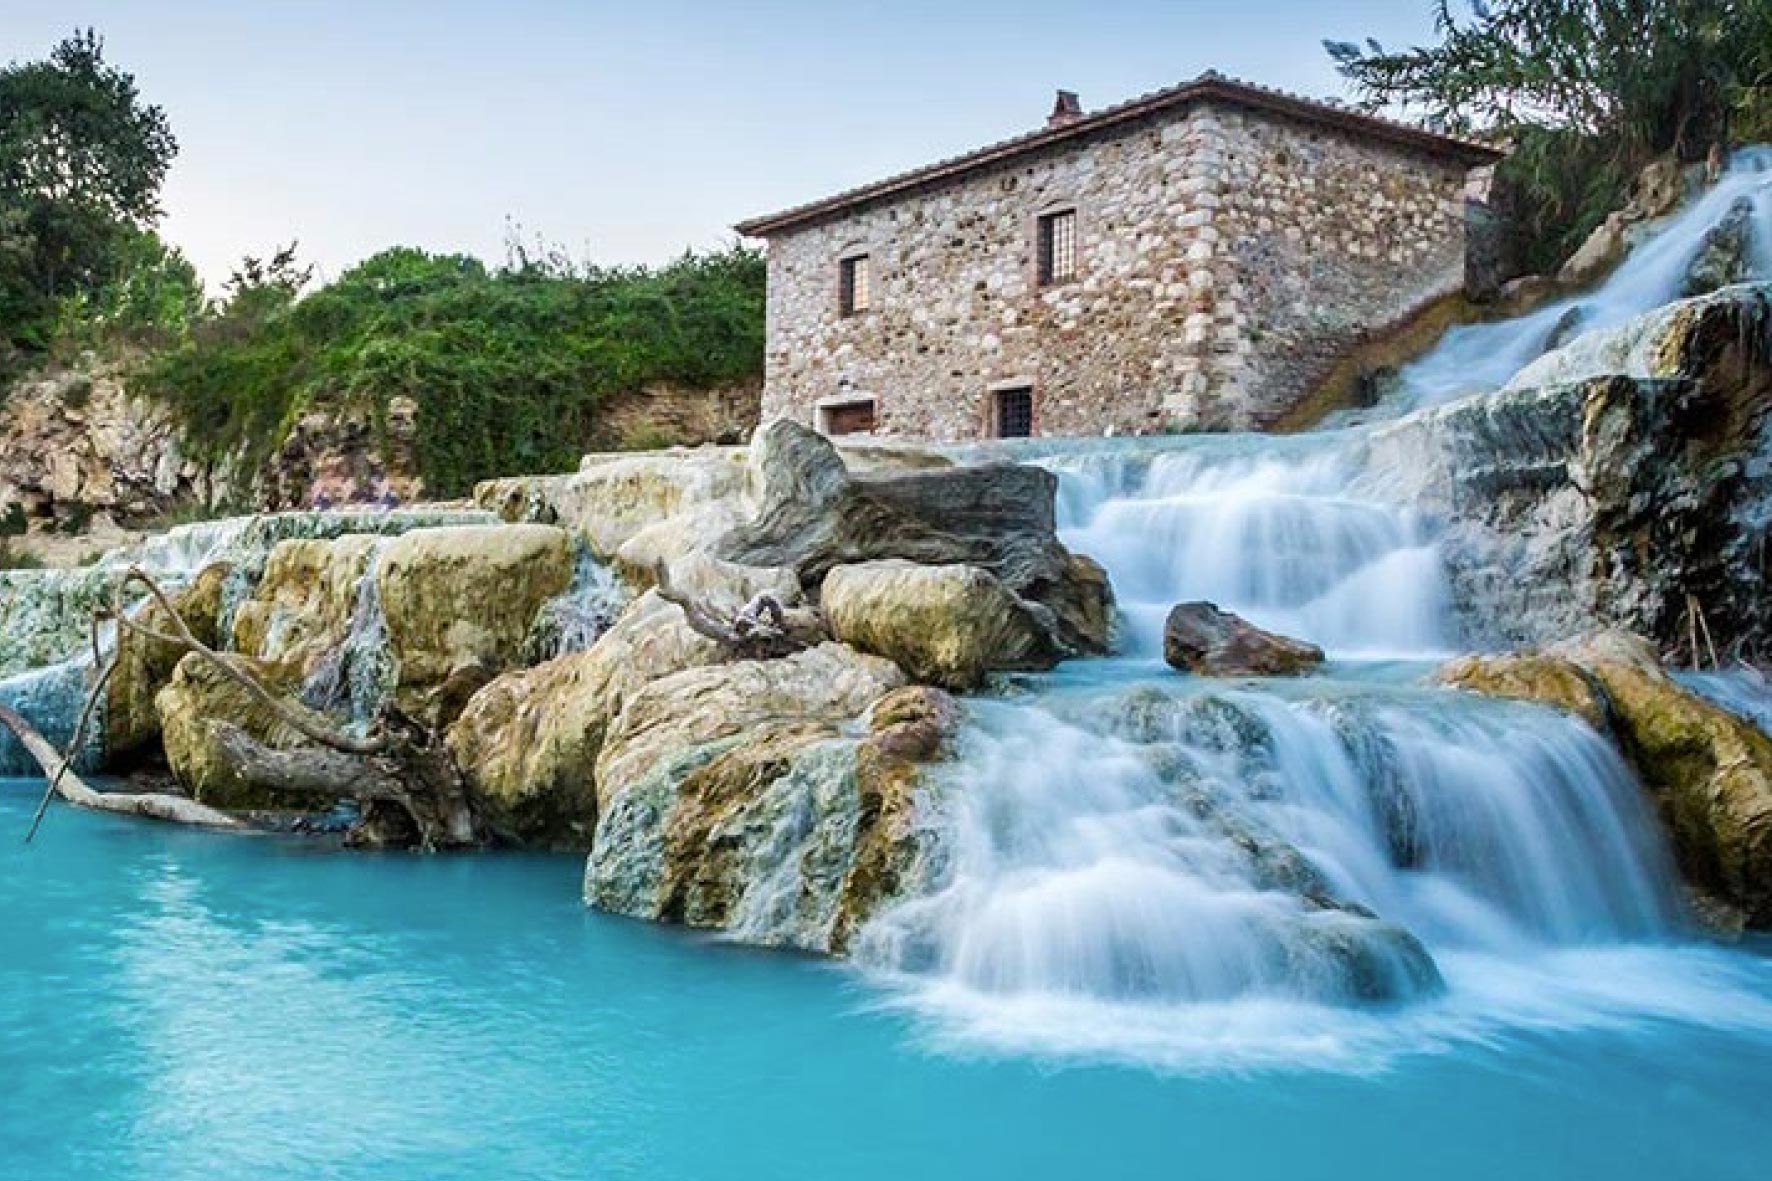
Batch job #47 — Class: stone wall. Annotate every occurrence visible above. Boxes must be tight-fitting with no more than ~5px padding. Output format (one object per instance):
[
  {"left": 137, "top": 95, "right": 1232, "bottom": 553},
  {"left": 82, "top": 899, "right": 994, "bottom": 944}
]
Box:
[{"left": 759, "top": 101, "right": 1471, "bottom": 439}]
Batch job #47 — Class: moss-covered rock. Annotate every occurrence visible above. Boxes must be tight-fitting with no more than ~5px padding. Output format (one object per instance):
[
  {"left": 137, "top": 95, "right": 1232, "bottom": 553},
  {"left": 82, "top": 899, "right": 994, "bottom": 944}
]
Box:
[{"left": 1437, "top": 631, "right": 1772, "bottom": 927}]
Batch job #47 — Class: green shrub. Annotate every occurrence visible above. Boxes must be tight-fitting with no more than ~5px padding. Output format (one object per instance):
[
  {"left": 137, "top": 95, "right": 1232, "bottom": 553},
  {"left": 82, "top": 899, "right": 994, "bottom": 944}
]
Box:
[{"left": 141, "top": 244, "right": 764, "bottom": 496}]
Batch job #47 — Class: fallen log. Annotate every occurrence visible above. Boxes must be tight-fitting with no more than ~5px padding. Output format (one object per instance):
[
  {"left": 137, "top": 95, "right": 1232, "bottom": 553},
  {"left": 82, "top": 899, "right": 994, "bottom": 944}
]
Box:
[
  {"left": 108, "top": 565, "right": 488, "bottom": 849},
  {"left": 1, "top": 702, "right": 242, "bottom": 831}
]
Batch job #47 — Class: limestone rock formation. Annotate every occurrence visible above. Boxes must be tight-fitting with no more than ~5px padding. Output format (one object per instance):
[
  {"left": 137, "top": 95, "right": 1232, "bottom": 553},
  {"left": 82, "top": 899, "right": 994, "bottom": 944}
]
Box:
[
  {"left": 0, "top": 361, "right": 225, "bottom": 531},
  {"left": 106, "top": 562, "right": 232, "bottom": 760},
  {"left": 1364, "top": 283, "right": 1772, "bottom": 654},
  {"left": 1438, "top": 632, "right": 1772, "bottom": 927},
  {"left": 155, "top": 652, "right": 334, "bottom": 810},
  {"left": 1680, "top": 198, "right": 1757, "bottom": 298},
  {"left": 585, "top": 642, "right": 912, "bottom": 949},
  {"left": 376, "top": 524, "right": 573, "bottom": 718},
  {"left": 1557, "top": 155, "right": 1692, "bottom": 287},
  {"left": 231, "top": 536, "right": 382, "bottom": 678},
  {"left": 821, "top": 560, "right": 1058, "bottom": 689},
  {"left": 1163, "top": 602, "right": 1325, "bottom": 677},
  {"left": 718, "top": 420, "right": 1112, "bottom": 656},
  {"left": 446, "top": 590, "right": 723, "bottom": 847},
  {"left": 258, "top": 395, "right": 424, "bottom": 510}
]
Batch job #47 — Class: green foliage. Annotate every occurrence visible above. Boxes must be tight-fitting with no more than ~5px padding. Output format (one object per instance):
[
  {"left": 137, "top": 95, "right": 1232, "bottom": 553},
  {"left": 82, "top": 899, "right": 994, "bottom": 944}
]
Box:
[
  {"left": 1328, "top": 1, "right": 1772, "bottom": 272},
  {"left": 49, "top": 228, "right": 206, "bottom": 349},
  {"left": 0, "top": 29, "right": 177, "bottom": 353},
  {"left": 143, "top": 243, "right": 765, "bottom": 496}
]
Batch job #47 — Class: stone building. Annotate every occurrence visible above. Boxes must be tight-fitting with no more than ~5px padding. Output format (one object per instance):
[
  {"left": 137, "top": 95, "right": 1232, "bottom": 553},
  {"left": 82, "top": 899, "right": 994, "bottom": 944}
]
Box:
[{"left": 735, "top": 73, "right": 1501, "bottom": 439}]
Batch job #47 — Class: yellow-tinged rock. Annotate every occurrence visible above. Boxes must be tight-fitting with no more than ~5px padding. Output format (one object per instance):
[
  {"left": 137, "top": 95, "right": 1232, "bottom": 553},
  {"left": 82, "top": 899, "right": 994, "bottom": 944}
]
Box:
[
  {"left": 446, "top": 590, "right": 722, "bottom": 846},
  {"left": 1437, "top": 631, "right": 1772, "bottom": 926},
  {"left": 231, "top": 535, "right": 380, "bottom": 677},
  {"left": 594, "top": 641, "right": 906, "bottom": 810},
  {"left": 106, "top": 561, "right": 232, "bottom": 759},
  {"left": 376, "top": 524, "right": 573, "bottom": 708},
  {"left": 820, "top": 560, "right": 1056, "bottom": 690}
]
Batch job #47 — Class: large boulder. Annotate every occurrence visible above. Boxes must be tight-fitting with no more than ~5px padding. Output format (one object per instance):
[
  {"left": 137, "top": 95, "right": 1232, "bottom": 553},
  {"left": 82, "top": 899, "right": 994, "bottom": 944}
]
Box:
[
  {"left": 717, "top": 419, "right": 1112, "bottom": 656},
  {"left": 820, "top": 560, "right": 1057, "bottom": 689},
  {"left": 446, "top": 590, "right": 723, "bottom": 847},
  {"left": 376, "top": 524, "right": 573, "bottom": 717},
  {"left": 1437, "top": 632, "right": 1772, "bottom": 927},
  {"left": 1163, "top": 602, "right": 1324, "bottom": 677},
  {"left": 584, "top": 641, "right": 915, "bottom": 950},
  {"left": 105, "top": 561, "right": 231, "bottom": 760},
  {"left": 1363, "top": 283, "right": 1772, "bottom": 651}
]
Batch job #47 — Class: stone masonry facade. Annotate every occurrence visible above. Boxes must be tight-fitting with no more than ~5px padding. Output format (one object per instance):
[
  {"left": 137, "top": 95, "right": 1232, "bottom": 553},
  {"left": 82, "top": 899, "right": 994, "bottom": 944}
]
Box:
[{"left": 738, "top": 76, "right": 1500, "bottom": 439}]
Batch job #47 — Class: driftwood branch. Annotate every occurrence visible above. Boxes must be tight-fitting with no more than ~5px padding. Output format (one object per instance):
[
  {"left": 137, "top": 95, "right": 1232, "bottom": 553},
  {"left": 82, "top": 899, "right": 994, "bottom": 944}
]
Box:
[
  {"left": 651, "top": 559, "right": 813, "bottom": 660},
  {"left": 2, "top": 702, "right": 242, "bottom": 831},
  {"left": 111, "top": 566, "right": 386, "bottom": 757},
  {"left": 18, "top": 564, "right": 486, "bottom": 850}
]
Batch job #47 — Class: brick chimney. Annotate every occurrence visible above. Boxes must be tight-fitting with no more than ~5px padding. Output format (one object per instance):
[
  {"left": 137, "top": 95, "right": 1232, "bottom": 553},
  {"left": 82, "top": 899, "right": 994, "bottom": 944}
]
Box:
[{"left": 1047, "top": 89, "right": 1083, "bottom": 129}]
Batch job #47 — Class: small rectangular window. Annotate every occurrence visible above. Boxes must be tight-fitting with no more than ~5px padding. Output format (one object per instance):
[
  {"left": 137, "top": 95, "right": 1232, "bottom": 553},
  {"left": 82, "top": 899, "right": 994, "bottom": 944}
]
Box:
[
  {"left": 839, "top": 254, "right": 872, "bottom": 316},
  {"left": 1036, "top": 210, "right": 1077, "bottom": 286},
  {"left": 994, "top": 387, "right": 1033, "bottom": 438},
  {"left": 822, "top": 398, "right": 877, "bottom": 436}
]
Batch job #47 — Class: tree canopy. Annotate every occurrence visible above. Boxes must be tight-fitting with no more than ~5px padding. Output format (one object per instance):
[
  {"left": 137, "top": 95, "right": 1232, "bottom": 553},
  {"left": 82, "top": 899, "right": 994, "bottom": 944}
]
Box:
[
  {"left": 0, "top": 29, "right": 178, "bottom": 354},
  {"left": 1327, "top": 1, "right": 1772, "bottom": 270}
]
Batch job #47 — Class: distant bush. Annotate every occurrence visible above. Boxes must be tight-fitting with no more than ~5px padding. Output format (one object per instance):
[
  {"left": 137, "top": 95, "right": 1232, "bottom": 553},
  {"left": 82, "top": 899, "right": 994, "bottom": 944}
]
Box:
[{"left": 141, "top": 243, "right": 765, "bottom": 496}]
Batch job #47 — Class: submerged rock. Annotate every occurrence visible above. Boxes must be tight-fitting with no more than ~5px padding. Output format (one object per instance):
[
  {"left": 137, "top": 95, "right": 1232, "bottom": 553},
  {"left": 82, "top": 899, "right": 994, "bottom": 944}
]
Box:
[
  {"left": 1437, "top": 632, "right": 1772, "bottom": 927},
  {"left": 1163, "top": 602, "right": 1324, "bottom": 677},
  {"left": 821, "top": 560, "right": 1058, "bottom": 690}
]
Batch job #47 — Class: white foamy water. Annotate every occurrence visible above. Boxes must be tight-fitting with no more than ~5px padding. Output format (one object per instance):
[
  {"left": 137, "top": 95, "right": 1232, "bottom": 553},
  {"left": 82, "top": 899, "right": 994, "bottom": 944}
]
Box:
[
  {"left": 1380, "top": 146, "right": 1772, "bottom": 414},
  {"left": 860, "top": 156, "right": 1772, "bottom": 1066}
]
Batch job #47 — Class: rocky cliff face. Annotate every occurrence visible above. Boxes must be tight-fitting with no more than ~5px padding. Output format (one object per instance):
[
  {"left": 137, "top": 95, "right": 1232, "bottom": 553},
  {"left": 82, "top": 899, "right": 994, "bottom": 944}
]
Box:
[
  {"left": 0, "top": 360, "right": 761, "bottom": 541},
  {"left": 0, "top": 360, "right": 226, "bottom": 531},
  {"left": 1361, "top": 282, "right": 1772, "bottom": 657}
]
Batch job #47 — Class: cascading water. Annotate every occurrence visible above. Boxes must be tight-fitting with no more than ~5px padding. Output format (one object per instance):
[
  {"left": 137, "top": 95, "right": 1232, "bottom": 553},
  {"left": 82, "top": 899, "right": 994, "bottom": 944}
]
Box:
[
  {"left": 856, "top": 430, "right": 1772, "bottom": 1065},
  {"left": 1362, "top": 146, "right": 1772, "bottom": 417},
  {"left": 859, "top": 156, "right": 1772, "bottom": 1062}
]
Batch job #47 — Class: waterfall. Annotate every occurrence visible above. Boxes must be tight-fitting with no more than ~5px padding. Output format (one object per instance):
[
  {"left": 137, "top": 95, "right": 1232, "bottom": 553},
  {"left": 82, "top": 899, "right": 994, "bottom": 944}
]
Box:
[
  {"left": 1371, "top": 146, "right": 1772, "bottom": 416},
  {"left": 1033, "top": 432, "right": 1453, "bottom": 658},
  {"left": 302, "top": 542, "right": 397, "bottom": 729},
  {"left": 858, "top": 190, "right": 1772, "bottom": 1061},
  {"left": 527, "top": 543, "right": 629, "bottom": 663},
  {"left": 850, "top": 411, "right": 1770, "bottom": 1069}
]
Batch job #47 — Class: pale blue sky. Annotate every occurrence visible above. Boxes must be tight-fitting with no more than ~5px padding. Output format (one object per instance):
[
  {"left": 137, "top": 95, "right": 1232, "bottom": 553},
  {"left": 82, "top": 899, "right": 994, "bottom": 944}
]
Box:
[{"left": 1, "top": 1, "right": 1439, "bottom": 285}]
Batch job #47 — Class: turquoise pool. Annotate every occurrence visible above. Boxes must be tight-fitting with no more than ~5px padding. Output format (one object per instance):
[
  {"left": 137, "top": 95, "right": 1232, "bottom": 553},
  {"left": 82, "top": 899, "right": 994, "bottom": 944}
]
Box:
[{"left": 4, "top": 779, "right": 1770, "bottom": 1181}]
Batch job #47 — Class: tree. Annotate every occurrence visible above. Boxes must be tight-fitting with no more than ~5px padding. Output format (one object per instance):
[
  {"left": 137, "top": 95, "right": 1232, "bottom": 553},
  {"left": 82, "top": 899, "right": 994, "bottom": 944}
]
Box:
[
  {"left": 1326, "top": 1, "right": 1772, "bottom": 270},
  {"left": 0, "top": 29, "right": 177, "bottom": 349}
]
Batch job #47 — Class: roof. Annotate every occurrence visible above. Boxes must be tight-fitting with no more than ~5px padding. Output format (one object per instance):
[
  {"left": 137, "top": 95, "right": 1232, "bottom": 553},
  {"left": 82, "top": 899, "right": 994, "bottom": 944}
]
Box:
[{"left": 734, "top": 72, "right": 1503, "bottom": 238}]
